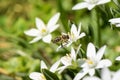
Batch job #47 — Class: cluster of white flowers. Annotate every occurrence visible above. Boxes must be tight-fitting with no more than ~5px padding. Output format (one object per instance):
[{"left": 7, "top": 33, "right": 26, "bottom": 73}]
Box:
[
  {"left": 73, "top": 43, "right": 112, "bottom": 80},
  {"left": 82, "top": 68, "right": 120, "bottom": 80},
  {"left": 24, "top": 0, "right": 120, "bottom": 80}
]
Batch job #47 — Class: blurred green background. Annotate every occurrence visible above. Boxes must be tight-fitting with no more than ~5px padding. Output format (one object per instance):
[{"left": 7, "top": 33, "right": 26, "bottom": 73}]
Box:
[{"left": 0, "top": 0, "right": 120, "bottom": 80}]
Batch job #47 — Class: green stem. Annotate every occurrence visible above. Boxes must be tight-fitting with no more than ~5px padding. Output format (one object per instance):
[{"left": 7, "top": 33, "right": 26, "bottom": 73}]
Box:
[
  {"left": 96, "top": 11, "right": 101, "bottom": 47},
  {"left": 57, "top": 0, "right": 69, "bottom": 32},
  {"left": 91, "top": 8, "right": 101, "bottom": 47},
  {"left": 96, "top": 9, "right": 101, "bottom": 47}
]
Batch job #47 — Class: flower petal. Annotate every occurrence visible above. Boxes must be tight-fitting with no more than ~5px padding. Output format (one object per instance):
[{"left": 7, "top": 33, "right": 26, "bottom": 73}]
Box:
[
  {"left": 56, "top": 45, "right": 62, "bottom": 51},
  {"left": 66, "top": 41, "right": 73, "bottom": 47},
  {"left": 50, "top": 60, "right": 61, "bottom": 73},
  {"left": 78, "top": 32, "right": 86, "bottom": 39},
  {"left": 88, "top": 69, "right": 95, "bottom": 76},
  {"left": 29, "top": 72, "right": 43, "bottom": 80},
  {"left": 87, "top": 4, "right": 96, "bottom": 10},
  {"left": 81, "top": 63, "right": 89, "bottom": 68},
  {"left": 41, "top": 60, "right": 48, "bottom": 70},
  {"left": 36, "top": 17, "right": 46, "bottom": 30},
  {"left": 48, "top": 24, "right": 59, "bottom": 33},
  {"left": 83, "top": 76, "right": 101, "bottom": 80},
  {"left": 60, "top": 56, "right": 71, "bottom": 66},
  {"left": 72, "top": 2, "right": 88, "bottom": 10},
  {"left": 96, "top": 59, "right": 112, "bottom": 68},
  {"left": 77, "top": 59, "right": 86, "bottom": 67},
  {"left": 56, "top": 42, "right": 71, "bottom": 51},
  {"left": 97, "top": 0, "right": 111, "bottom": 5},
  {"left": 42, "top": 34, "right": 52, "bottom": 43},
  {"left": 24, "top": 28, "right": 40, "bottom": 36},
  {"left": 47, "top": 13, "right": 60, "bottom": 28},
  {"left": 109, "top": 18, "right": 120, "bottom": 24},
  {"left": 87, "top": 43, "right": 96, "bottom": 60},
  {"left": 101, "top": 68, "right": 111, "bottom": 80},
  {"left": 77, "top": 23, "right": 81, "bottom": 35},
  {"left": 73, "top": 70, "right": 88, "bottom": 80},
  {"left": 116, "top": 56, "right": 120, "bottom": 61},
  {"left": 96, "top": 45, "right": 106, "bottom": 61},
  {"left": 112, "top": 70, "right": 120, "bottom": 80},
  {"left": 57, "top": 66, "right": 68, "bottom": 74},
  {"left": 71, "top": 24, "right": 78, "bottom": 36},
  {"left": 71, "top": 47, "right": 76, "bottom": 61},
  {"left": 116, "top": 24, "right": 120, "bottom": 27},
  {"left": 29, "top": 36, "right": 42, "bottom": 43}
]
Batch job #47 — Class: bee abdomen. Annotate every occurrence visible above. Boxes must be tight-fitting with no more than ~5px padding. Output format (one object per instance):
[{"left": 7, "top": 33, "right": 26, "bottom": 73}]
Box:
[
  {"left": 52, "top": 37, "right": 61, "bottom": 43},
  {"left": 62, "top": 35, "right": 69, "bottom": 39}
]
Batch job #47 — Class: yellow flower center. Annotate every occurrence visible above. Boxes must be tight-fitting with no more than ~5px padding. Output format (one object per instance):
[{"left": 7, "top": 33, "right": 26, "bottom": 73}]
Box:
[
  {"left": 65, "top": 54, "right": 71, "bottom": 60},
  {"left": 68, "top": 32, "right": 75, "bottom": 41},
  {"left": 71, "top": 32, "right": 75, "bottom": 38},
  {"left": 87, "top": 60, "right": 93, "bottom": 65},
  {"left": 40, "top": 74, "right": 46, "bottom": 80},
  {"left": 86, "top": 59, "right": 97, "bottom": 68},
  {"left": 41, "top": 29, "right": 46, "bottom": 33},
  {"left": 40, "top": 28, "right": 48, "bottom": 36},
  {"left": 42, "top": 76, "right": 46, "bottom": 80}
]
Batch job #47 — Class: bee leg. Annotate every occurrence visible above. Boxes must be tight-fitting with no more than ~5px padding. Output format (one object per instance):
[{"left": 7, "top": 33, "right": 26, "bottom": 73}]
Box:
[{"left": 61, "top": 43, "right": 64, "bottom": 48}]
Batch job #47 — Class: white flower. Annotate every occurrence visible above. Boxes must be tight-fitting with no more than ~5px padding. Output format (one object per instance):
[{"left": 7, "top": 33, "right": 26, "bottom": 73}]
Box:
[
  {"left": 29, "top": 60, "right": 60, "bottom": 80},
  {"left": 57, "top": 46, "right": 80, "bottom": 73},
  {"left": 72, "top": 0, "right": 111, "bottom": 10},
  {"left": 29, "top": 61, "right": 46, "bottom": 80},
  {"left": 68, "top": 23, "right": 85, "bottom": 46},
  {"left": 81, "top": 68, "right": 120, "bottom": 80},
  {"left": 24, "top": 13, "right": 60, "bottom": 43},
  {"left": 74, "top": 43, "right": 112, "bottom": 80},
  {"left": 41, "top": 60, "right": 60, "bottom": 73},
  {"left": 101, "top": 68, "right": 120, "bottom": 80},
  {"left": 116, "top": 56, "right": 120, "bottom": 61},
  {"left": 29, "top": 72, "right": 46, "bottom": 80},
  {"left": 56, "top": 23, "right": 85, "bottom": 51},
  {"left": 73, "top": 70, "right": 89, "bottom": 80},
  {"left": 109, "top": 18, "right": 120, "bottom": 27},
  {"left": 83, "top": 76, "right": 101, "bottom": 80}
]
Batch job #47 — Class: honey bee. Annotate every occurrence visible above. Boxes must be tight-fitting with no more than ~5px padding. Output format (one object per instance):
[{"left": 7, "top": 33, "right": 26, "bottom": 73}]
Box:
[{"left": 52, "top": 34, "right": 70, "bottom": 47}]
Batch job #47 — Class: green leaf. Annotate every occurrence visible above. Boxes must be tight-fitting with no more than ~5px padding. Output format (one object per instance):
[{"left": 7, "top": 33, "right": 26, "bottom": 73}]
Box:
[{"left": 42, "top": 69, "right": 59, "bottom": 80}]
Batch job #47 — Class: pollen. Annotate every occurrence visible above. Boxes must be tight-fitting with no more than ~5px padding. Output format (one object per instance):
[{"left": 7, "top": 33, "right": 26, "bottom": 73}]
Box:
[
  {"left": 41, "top": 29, "right": 46, "bottom": 33},
  {"left": 87, "top": 60, "right": 93, "bottom": 64},
  {"left": 65, "top": 54, "right": 71, "bottom": 59},
  {"left": 69, "top": 32, "right": 75, "bottom": 40},
  {"left": 41, "top": 74, "right": 46, "bottom": 80}
]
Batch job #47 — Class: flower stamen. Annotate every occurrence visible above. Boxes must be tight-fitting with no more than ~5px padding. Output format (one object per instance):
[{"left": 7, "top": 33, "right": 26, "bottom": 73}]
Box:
[
  {"left": 40, "top": 74, "right": 46, "bottom": 80},
  {"left": 87, "top": 60, "right": 93, "bottom": 65},
  {"left": 41, "top": 28, "right": 46, "bottom": 33}
]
